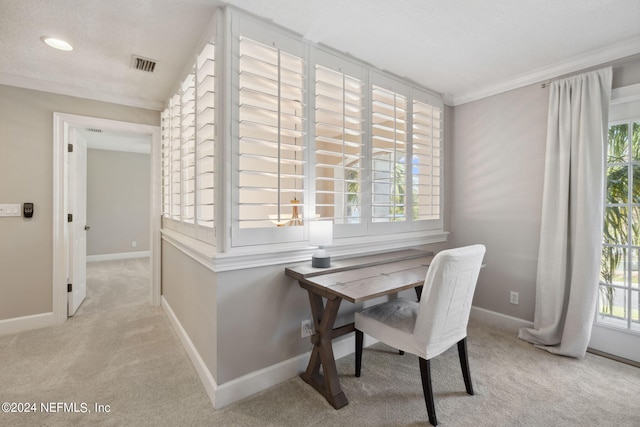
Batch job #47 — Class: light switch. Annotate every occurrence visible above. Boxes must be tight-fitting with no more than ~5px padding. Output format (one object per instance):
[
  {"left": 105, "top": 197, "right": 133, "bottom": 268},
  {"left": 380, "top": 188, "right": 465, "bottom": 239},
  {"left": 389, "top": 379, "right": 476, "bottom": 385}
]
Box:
[{"left": 0, "top": 204, "right": 22, "bottom": 217}]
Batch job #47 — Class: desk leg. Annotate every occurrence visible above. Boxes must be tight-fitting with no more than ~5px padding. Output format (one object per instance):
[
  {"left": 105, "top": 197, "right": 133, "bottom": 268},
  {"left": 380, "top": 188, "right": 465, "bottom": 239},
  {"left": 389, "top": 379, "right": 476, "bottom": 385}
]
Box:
[{"left": 300, "top": 288, "right": 348, "bottom": 409}]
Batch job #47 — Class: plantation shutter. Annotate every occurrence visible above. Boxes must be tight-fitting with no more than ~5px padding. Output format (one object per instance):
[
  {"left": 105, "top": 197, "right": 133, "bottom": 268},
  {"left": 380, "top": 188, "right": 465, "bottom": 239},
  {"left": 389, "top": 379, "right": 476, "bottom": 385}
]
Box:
[
  {"left": 315, "top": 65, "right": 364, "bottom": 226},
  {"left": 196, "top": 42, "right": 215, "bottom": 229},
  {"left": 412, "top": 100, "right": 442, "bottom": 221},
  {"left": 238, "top": 36, "right": 305, "bottom": 229},
  {"left": 170, "top": 93, "right": 181, "bottom": 221},
  {"left": 161, "top": 108, "right": 171, "bottom": 218},
  {"left": 181, "top": 71, "right": 196, "bottom": 223},
  {"left": 371, "top": 85, "right": 407, "bottom": 222}
]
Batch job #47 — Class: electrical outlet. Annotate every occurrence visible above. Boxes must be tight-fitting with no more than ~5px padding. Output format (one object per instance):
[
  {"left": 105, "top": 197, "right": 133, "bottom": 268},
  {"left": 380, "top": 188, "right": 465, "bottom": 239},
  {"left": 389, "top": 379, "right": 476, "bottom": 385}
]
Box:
[
  {"left": 301, "top": 319, "right": 314, "bottom": 338},
  {"left": 132, "top": 241, "right": 137, "bottom": 248},
  {"left": 510, "top": 291, "right": 519, "bottom": 305}
]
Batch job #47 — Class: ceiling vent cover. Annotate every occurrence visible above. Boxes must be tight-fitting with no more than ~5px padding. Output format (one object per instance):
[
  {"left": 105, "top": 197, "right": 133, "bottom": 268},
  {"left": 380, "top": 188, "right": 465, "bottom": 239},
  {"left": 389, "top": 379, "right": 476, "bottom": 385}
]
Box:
[{"left": 131, "top": 55, "right": 157, "bottom": 73}]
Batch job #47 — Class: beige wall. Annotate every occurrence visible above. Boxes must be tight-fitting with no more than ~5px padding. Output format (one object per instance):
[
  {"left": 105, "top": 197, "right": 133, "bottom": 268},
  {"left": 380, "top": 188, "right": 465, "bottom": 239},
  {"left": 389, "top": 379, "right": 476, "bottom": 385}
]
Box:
[
  {"left": 161, "top": 242, "right": 218, "bottom": 379},
  {"left": 87, "top": 148, "right": 150, "bottom": 256},
  {"left": 451, "top": 60, "right": 640, "bottom": 321},
  {"left": 0, "top": 84, "right": 158, "bottom": 321},
  {"left": 161, "top": 103, "right": 454, "bottom": 385},
  {"left": 162, "top": 239, "right": 451, "bottom": 385}
]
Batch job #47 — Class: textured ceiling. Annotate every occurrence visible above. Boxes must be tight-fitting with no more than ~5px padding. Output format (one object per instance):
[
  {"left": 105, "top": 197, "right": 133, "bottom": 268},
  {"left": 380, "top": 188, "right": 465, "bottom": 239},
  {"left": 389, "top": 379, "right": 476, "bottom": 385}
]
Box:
[
  {"left": 0, "top": 0, "right": 639, "bottom": 110},
  {"left": 225, "top": 0, "right": 640, "bottom": 104},
  {"left": 0, "top": 0, "right": 219, "bottom": 110}
]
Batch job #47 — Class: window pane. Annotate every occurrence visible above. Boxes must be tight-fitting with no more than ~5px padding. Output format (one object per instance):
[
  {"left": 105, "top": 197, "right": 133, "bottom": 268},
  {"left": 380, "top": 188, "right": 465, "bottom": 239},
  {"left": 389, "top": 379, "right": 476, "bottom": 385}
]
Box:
[
  {"left": 598, "top": 284, "right": 622, "bottom": 319},
  {"left": 632, "top": 291, "right": 640, "bottom": 332},
  {"left": 412, "top": 100, "right": 441, "bottom": 221},
  {"left": 170, "top": 94, "right": 181, "bottom": 220},
  {"left": 633, "top": 207, "right": 640, "bottom": 246},
  {"left": 632, "top": 248, "right": 640, "bottom": 290},
  {"left": 603, "top": 207, "right": 628, "bottom": 244},
  {"left": 238, "top": 37, "right": 305, "bottom": 228},
  {"left": 161, "top": 109, "right": 171, "bottom": 218},
  {"left": 608, "top": 123, "right": 628, "bottom": 163},
  {"left": 606, "top": 165, "right": 627, "bottom": 204},
  {"left": 196, "top": 42, "right": 215, "bottom": 229},
  {"left": 181, "top": 71, "right": 196, "bottom": 223},
  {"left": 371, "top": 86, "right": 407, "bottom": 222},
  {"left": 600, "top": 245, "right": 626, "bottom": 285},
  {"left": 632, "top": 165, "right": 640, "bottom": 204},
  {"left": 315, "top": 65, "right": 363, "bottom": 225},
  {"left": 632, "top": 122, "right": 640, "bottom": 161}
]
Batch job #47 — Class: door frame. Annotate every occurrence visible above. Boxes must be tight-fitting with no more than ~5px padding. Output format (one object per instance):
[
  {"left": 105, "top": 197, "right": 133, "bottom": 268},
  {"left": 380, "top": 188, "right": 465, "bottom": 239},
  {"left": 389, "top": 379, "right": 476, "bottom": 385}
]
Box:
[
  {"left": 588, "top": 83, "right": 640, "bottom": 363},
  {"left": 53, "top": 113, "right": 161, "bottom": 324},
  {"left": 67, "top": 127, "right": 88, "bottom": 316}
]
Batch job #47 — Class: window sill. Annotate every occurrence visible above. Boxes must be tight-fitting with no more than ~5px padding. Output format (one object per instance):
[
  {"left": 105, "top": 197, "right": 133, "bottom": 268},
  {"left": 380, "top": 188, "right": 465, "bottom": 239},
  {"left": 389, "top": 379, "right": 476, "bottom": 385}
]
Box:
[{"left": 162, "top": 228, "right": 449, "bottom": 272}]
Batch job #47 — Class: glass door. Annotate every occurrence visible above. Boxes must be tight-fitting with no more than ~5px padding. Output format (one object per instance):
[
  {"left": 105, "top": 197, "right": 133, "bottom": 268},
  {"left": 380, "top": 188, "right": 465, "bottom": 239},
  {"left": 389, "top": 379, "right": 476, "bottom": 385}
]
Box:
[{"left": 591, "top": 91, "right": 640, "bottom": 364}]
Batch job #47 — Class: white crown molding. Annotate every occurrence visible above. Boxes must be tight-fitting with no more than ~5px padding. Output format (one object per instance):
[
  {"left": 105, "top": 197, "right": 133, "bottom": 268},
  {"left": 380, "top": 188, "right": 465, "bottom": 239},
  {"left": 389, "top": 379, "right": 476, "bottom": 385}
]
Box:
[
  {"left": 0, "top": 72, "right": 164, "bottom": 111},
  {"left": 452, "top": 36, "right": 640, "bottom": 106}
]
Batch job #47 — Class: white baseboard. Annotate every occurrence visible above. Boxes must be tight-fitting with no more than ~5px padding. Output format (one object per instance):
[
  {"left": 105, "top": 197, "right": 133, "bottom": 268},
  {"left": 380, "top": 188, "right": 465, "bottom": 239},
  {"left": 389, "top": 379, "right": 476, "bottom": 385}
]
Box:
[
  {"left": 162, "top": 300, "right": 531, "bottom": 410},
  {"left": 215, "top": 330, "right": 370, "bottom": 409},
  {"left": 161, "top": 297, "right": 218, "bottom": 407},
  {"left": 87, "top": 251, "right": 150, "bottom": 263},
  {"left": 470, "top": 306, "right": 533, "bottom": 332},
  {"left": 161, "top": 296, "right": 373, "bottom": 409},
  {"left": 0, "top": 312, "right": 55, "bottom": 337}
]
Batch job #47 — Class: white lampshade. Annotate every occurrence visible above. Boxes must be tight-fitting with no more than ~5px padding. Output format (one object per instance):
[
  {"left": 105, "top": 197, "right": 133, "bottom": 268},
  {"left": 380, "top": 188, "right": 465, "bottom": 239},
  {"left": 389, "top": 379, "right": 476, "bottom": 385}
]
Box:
[
  {"left": 309, "top": 221, "right": 333, "bottom": 268},
  {"left": 309, "top": 221, "right": 333, "bottom": 247}
]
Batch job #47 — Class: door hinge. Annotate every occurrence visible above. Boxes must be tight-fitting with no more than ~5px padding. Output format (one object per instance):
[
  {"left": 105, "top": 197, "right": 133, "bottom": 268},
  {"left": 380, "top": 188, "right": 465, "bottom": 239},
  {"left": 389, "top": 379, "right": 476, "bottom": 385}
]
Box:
[
  {"left": 68, "top": 143, "right": 73, "bottom": 153},
  {"left": 68, "top": 213, "right": 73, "bottom": 222},
  {"left": 67, "top": 283, "right": 72, "bottom": 292}
]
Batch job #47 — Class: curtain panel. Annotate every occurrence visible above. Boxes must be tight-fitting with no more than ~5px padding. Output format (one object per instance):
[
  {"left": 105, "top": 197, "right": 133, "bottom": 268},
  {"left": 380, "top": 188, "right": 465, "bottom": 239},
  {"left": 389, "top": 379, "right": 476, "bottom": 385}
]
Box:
[{"left": 518, "top": 67, "right": 612, "bottom": 358}]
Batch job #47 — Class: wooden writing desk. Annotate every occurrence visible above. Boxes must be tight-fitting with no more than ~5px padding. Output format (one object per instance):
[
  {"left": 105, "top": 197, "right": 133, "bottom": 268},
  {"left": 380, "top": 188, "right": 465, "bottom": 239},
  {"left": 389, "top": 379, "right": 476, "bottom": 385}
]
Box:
[{"left": 285, "top": 249, "right": 434, "bottom": 409}]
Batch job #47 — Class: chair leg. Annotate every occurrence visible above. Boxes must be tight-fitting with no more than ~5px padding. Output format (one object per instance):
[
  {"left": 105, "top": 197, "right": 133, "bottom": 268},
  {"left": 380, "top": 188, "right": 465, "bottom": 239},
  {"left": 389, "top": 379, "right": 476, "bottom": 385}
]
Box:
[
  {"left": 355, "top": 329, "right": 363, "bottom": 377},
  {"left": 457, "top": 338, "right": 474, "bottom": 395},
  {"left": 419, "top": 357, "right": 437, "bottom": 426}
]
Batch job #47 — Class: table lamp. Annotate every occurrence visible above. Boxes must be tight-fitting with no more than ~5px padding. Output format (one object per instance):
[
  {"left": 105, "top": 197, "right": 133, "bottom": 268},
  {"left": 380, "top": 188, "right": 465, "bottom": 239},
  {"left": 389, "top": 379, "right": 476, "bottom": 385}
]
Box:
[{"left": 309, "top": 221, "right": 333, "bottom": 268}]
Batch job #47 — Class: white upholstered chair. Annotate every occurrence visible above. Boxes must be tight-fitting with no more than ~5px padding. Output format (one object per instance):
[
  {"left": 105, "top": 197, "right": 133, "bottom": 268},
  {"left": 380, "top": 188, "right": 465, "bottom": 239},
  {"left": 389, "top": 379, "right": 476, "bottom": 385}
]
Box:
[{"left": 355, "top": 245, "right": 486, "bottom": 426}]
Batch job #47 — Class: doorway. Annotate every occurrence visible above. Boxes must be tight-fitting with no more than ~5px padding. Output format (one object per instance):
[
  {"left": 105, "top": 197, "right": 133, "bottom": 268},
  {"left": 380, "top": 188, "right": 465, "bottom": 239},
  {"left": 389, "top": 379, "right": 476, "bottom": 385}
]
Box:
[
  {"left": 589, "top": 86, "right": 640, "bottom": 364},
  {"left": 53, "top": 113, "right": 161, "bottom": 325},
  {"left": 74, "top": 127, "right": 152, "bottom": 315}
]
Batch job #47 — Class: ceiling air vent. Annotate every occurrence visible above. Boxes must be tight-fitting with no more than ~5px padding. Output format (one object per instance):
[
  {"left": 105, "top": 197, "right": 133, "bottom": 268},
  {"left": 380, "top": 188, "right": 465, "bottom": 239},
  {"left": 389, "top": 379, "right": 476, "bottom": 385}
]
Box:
[{"left": 131, "top": 55, "right": 157, "bottom": 73}]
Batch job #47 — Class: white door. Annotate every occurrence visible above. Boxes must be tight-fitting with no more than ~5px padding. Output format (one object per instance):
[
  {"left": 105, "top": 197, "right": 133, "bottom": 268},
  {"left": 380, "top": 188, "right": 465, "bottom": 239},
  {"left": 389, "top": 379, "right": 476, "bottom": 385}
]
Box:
[{"left": 68, "top": 128, "right": 88, "bottom": 316}]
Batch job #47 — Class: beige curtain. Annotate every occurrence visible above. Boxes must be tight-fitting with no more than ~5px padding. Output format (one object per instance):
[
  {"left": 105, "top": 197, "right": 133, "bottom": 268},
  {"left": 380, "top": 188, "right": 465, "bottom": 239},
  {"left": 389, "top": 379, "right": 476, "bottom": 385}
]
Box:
[{"left": 518, "top": 67, "right": 612, "bottom": 358}]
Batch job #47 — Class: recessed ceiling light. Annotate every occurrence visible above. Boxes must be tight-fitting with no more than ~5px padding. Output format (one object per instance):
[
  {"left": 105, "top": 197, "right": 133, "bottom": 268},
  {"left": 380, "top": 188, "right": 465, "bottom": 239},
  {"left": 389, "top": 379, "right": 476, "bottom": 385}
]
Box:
[{"left": 41, "top": 36, "right": 73, "bottom": 51}]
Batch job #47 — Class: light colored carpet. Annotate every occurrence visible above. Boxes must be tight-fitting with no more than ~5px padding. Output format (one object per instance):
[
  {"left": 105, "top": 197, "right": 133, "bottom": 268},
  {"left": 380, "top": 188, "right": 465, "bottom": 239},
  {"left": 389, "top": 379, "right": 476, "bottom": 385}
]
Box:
[
  {"left": 0, "top": 258, "right": 216, "bottom": 426},
  {"left": 1, "top": 258, "right": 639, "bottom": 426}
]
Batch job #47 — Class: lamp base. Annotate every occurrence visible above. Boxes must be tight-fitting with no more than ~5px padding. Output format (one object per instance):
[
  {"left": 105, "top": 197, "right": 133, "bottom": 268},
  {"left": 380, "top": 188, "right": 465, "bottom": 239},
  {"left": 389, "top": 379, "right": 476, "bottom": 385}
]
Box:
[{"left": 312, "top": 254, "right": 331, "bottom": 268}]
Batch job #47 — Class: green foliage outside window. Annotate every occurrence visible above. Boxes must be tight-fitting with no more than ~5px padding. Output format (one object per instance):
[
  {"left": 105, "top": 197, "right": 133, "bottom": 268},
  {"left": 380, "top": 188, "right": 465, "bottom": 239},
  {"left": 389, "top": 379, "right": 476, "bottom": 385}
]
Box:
[{"left": 601, "top": 122, "right": 640, "bottom": 323}]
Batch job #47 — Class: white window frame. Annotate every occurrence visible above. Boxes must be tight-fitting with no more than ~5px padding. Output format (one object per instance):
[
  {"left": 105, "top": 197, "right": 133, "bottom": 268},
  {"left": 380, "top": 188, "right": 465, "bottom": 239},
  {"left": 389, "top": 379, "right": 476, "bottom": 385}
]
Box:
[
  {"left": 411, "top": 88, "right": 444, "bottom": 231},
  {"left": 230, "top": 16, "right": 309, "bottom": 247},
  {"left": 599, "top": 116, "right": 640, "bottom": 333},
  {"left": 162, "top": 8, "right": 448, "bottom": 267},
  {"left": 369, "top": 73, "right": 443, "bottom": 235},
  {"left": 161, "top": 39, "right": 217, "bottom": 245},
  {"left": 311, "top": 48, "right": 368, "bottom": 239}
]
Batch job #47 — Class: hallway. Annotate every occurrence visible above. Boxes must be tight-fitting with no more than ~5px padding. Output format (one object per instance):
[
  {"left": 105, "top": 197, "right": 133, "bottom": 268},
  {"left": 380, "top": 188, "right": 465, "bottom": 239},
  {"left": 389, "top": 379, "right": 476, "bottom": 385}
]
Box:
[{"left": 0, "top": 258, "right": 216, "bottom": 426}]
